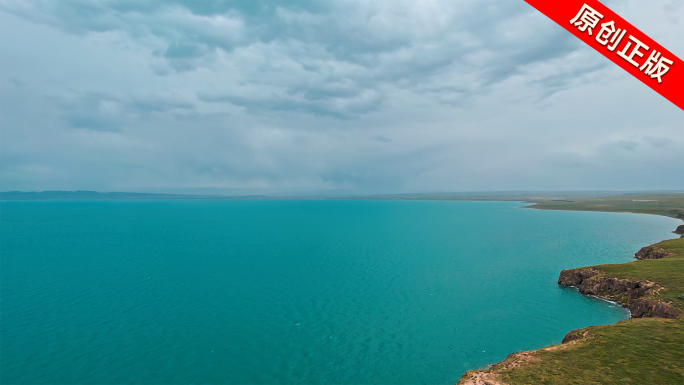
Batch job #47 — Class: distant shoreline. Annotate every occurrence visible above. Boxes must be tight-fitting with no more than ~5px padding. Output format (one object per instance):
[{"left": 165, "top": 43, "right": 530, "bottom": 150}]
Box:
[
  {"left": 5, "top": 190, "right": 682, "bottom": 223},
  {"left": 2, "top": 190, "right": 683, "bottom": 203}
]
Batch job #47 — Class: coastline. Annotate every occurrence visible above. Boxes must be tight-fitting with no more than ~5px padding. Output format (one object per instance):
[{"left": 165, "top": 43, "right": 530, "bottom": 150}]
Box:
[
  {"left": 457, "top": 201, "right": 684, "bottom": 385},
  {"left": 2, "top": 192, "right": 681, "bottom": 382}
]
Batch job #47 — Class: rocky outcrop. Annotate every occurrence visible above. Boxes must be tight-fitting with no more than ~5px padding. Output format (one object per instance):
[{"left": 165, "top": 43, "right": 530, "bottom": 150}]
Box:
[
  {"left": 557, "top": 268, "right": 680, "bottom": 319},
  {"left": 629, "top": 299, "right": 680, "bottom": 318},
  {"left": 674, "top": 224, "right": 684, "bottom": 235},
  {"left": 561, "top": 329, "right": 586, "bottom": 344},
  {"left": 634, "top": 245, "right": 673, "bottom": 260},
  {"left": 557, "top": 268, "right": 599, "bottom": 286},
  {"left": 558, "top": 269, "right": 657, "bottom": 301}
]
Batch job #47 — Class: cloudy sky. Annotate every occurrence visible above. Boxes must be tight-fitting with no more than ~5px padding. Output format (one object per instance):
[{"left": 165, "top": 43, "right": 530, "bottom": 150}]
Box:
[{"left": 1, "top": 0, "right": 682, "bottom": 195}]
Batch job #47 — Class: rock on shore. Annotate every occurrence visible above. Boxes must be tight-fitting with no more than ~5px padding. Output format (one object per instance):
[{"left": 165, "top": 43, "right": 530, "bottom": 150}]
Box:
[
  {"left": 557, "top": 268, "right": 680, "bottom": 319},
  {"left": 634, "top": 245, "right": 673, "bottom": 260},
  {"left": 674, "top": 224, "right": 684, "bottom": 234}
]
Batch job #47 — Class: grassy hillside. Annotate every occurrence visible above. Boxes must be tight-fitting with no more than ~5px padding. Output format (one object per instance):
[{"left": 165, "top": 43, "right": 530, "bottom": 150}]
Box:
[{"left": 498, "top": 318, "right": 684, "bottom": 385}]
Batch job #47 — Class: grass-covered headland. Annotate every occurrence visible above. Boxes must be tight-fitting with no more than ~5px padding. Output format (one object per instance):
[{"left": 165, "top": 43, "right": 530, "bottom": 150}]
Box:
[{"left": 458, "top": 194, "right": 684, "bottom": 385}]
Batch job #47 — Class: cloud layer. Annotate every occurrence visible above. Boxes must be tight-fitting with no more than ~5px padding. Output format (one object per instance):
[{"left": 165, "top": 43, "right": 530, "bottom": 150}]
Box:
[{"left": 1, "top": 0, "right": 682, "bottom": 194}]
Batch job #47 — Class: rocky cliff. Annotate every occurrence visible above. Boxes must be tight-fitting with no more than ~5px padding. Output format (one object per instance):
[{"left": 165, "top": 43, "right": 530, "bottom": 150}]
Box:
[
  {"left": 557, "top": 268, "right": 680, "bottom": 319},
  {"left": 674, "top": 224, "right": 684, "bottom": 235}
]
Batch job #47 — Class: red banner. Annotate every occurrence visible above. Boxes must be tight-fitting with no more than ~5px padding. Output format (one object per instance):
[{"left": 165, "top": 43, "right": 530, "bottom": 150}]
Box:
[{"left": 525, "top": 0, "right": 683, "bottom": 110}]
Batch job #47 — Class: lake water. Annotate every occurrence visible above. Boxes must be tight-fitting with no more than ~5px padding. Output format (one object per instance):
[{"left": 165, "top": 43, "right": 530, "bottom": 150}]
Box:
[{"left": 1, "top": 200, "right": 680, "bottom": 384}]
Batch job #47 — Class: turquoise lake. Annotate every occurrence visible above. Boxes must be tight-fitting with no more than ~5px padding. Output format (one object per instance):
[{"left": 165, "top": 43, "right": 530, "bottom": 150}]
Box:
[{"left": 1, "top": 200, "right": 680, "bottom": 384}]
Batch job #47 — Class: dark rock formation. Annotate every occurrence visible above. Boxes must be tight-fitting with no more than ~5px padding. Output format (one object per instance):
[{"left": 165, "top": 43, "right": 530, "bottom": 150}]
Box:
[
  {"left": 561, "top": 329, "right": 585, "bottom": 344},
  {"left": 557, "top": 268, "right": 599, "bottom": 286},
  {"left": 634, "top": 245, "right": 673, "bottom": 260},
  {"left": 674, "top": 224, "right": 684, "bottom": 234},
  {"left": 630, "top": 299, "right": 680, "bottom": 318},
  {"left": 574, "top": 275, "right": 654, "bottom": 300},
  {"left": 558, "top": 268, "right": 680, "bottom": 319}
]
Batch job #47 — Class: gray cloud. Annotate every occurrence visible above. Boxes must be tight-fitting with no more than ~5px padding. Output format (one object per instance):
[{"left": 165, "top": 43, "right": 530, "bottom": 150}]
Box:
[
  {"left": 0, "top": 0, "right": 591, "bottom": 112},
  {"left": 47, "top": 92, "right": 196, "bottom": 132},
  {"left": 644, "top": 136, "right": 674, "bottom": 148},
  {"left": 0, "top": 0, "right": 682, "bottom": 193},
  {"left": 615, "top": 140, "right": 639, "bottom": 152}
]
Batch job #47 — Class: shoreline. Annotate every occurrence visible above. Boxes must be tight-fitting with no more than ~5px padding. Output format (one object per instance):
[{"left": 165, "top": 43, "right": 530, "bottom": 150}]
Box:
[
  {"left": 583, "top": 292, "right": 630, "bottom": 310},
  {"left": 457, "top": 203, "right": 684, "bottom": 384}
]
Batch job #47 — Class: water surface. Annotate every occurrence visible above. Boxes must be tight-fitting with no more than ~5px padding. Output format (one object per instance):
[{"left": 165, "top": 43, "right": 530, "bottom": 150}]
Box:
[{"left": 1, "top": 200, "right": 679, "bottom": 384}]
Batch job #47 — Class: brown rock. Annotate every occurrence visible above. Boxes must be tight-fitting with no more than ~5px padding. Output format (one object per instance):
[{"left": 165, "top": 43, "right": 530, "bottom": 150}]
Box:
[
  {"left": 561, "top": 329, "right": 584, "bottom": 344},
  {"left": 557, "top": 268, "right": 599, "bottom": 286},
  {"left": 629, "top": 299, "right": 680, "bottom": 319},
  {"left": 634, "top": 246, "right": 673, "bottom": 260},
  {"left": 674, "top": 224, "right": 684, "bottom": 234}
]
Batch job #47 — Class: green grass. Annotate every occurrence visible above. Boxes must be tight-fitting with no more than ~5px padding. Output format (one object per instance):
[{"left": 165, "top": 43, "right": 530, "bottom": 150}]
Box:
[
  {"left": 528, "top": 193, "right": 684, "bottom": 219},
  {"left": 500, "top": 318, "right": 684, "bottom": 385}
]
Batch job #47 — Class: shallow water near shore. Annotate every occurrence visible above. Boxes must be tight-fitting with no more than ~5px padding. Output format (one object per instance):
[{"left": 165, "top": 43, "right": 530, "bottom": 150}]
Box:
[{"left": 1, "top": 200, "right": 680, "bottom": 384}]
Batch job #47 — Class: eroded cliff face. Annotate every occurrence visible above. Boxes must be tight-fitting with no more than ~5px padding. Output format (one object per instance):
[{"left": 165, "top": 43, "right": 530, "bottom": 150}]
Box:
[{"left": 557, "top": 268, "right": 680, "bottom": 319}]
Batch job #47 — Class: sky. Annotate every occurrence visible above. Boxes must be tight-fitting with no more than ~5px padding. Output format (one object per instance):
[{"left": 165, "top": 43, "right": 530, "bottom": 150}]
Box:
[{"left": 1, "top": 0, "right": 683, "bottom": 195}]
